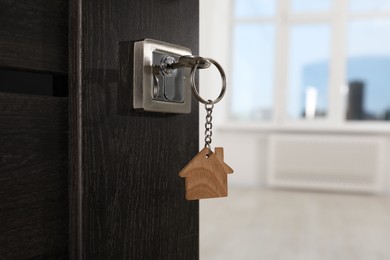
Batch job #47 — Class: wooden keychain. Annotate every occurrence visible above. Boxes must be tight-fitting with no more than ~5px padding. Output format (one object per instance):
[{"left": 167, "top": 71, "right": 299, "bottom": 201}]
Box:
[{"left": 179, "top": 57, "right": 233, "bottom": 200}]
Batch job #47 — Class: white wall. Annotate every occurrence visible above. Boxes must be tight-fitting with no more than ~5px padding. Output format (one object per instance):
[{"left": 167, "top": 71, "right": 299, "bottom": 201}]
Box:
[
  {"left": 199, "top": 0, "right": 231, "bottom": 126},
  {"left": 200, "top": 0, "right": 268, "bottom": 188}
]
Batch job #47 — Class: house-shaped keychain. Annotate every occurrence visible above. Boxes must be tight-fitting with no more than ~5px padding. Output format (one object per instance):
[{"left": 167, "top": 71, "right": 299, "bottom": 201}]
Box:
[{"left": 179, "top": 147, "right": 233, "bottom": 200}]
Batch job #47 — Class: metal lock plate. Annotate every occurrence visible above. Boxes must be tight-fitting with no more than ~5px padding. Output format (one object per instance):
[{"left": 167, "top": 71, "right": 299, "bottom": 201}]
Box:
[{"left": 133, "top": 39, "right": 192, "bottom": 113}]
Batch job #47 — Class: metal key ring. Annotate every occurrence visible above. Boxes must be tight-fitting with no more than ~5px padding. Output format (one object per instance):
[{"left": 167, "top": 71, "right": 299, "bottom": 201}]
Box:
[{"left": 190, "top": 57, "right": 227, "bottom": 105}]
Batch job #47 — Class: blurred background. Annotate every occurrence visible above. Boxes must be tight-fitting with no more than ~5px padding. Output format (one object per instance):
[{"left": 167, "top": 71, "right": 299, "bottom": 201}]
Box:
[{"left": 199, "top": 0, "right": 390, "bottom": 259}]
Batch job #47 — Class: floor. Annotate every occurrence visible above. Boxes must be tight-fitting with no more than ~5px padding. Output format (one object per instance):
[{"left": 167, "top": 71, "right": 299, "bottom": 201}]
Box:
[{"left": 200, "top": 188, "right": 390, "bottom": 260}]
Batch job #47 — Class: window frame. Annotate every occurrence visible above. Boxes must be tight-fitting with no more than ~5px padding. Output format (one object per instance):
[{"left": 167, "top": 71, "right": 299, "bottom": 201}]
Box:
[{"left": 229, "top": 0, "right": 390, "bottom": 131}]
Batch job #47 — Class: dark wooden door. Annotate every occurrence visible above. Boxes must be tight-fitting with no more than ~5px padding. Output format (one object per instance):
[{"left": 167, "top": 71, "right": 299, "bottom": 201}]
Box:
[
  {"left": 68, "top": 0, "right": 199, "bottom": 259},
  {"left": 0, "top": 0, "right": 199, "bottom": 259},
  {"left": 0, "top": 0, "right": 69, "bottom": 259}
]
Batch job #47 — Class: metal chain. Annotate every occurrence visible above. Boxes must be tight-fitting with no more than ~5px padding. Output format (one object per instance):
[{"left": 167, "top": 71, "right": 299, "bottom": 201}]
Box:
[{"left": 204, "top": 100, "right": 214, "bottom": 154}]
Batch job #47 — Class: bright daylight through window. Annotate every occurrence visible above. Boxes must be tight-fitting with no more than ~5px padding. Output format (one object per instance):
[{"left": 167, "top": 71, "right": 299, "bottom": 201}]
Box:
[{"left": 231, "top": 0, "right": 390, "bottom": 122}]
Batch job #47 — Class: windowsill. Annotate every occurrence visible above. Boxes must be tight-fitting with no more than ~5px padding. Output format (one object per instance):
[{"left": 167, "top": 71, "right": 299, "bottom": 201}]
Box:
[{"left": 218, "top": 121, "right": 390, "bottom": 135}]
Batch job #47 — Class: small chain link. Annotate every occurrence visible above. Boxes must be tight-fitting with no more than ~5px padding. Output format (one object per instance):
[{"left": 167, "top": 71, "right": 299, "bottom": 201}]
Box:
[{"left": 204, "top": 100, "right": 214, "bottom": 153}]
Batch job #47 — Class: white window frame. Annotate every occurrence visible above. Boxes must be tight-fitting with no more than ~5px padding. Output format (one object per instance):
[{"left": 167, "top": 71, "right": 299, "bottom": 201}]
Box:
[{"left": 228, "top": 0, "right": 390, "bottom": 133}]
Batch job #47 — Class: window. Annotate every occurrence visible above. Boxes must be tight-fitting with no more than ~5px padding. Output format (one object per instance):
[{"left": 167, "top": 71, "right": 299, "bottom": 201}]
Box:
[
  {"left": 231, "top": 24, "right": 275, "bottom": 120},
  {"left": 231, "top": 0, "right": 390, "bottom": 123},
  {"left": 234, "top": 0, "right": 275, "bottom": 17},
  {"left": 231, "top": 0, "right": 276, "bottom": 120},
  {"left": 346, "top": 19, "right": 390, "bottom": 120},
  {"left": 287, "top": 24, "right": 331, "bottom": 119},
  {"left": 291, "top": 0, "right": 332, "bottom": 12}
]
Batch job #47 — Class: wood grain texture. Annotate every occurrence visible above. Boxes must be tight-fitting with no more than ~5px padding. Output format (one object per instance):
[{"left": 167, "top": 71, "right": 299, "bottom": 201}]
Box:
[
  {"left": 179, "top": 147, "right": 233, "bottom": 200},
  {"left": 0, "top": 0, "right": 68, "bottom": 73},
  {"left": 69, "top": 0, "right": 199, "bottom": 259},
  {"left": 215, "top": 147, "right": 234, "bottom": 175},
  {"left": 0, "top": 93, "right": 68, "bottom": 259}
]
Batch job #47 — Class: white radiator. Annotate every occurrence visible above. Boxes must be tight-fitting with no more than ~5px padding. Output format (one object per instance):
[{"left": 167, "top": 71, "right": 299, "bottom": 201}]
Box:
[{"left": 267, "top": 134, "right": 387, "bottom": 193}]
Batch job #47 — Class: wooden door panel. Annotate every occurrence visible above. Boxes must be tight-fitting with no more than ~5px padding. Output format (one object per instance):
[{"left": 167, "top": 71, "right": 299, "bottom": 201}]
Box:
[
  {"left": 69, "top": 0, "right": 199, "bottom": 259},
  {"left": 0, "top": 1, "right": 69, "bottom": 258},
  {"left": 0, "top": 0, "right": 68, "bottom": 73},
  {"left": 0, "top": 93, "right": 68, "bottom": 259}
]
